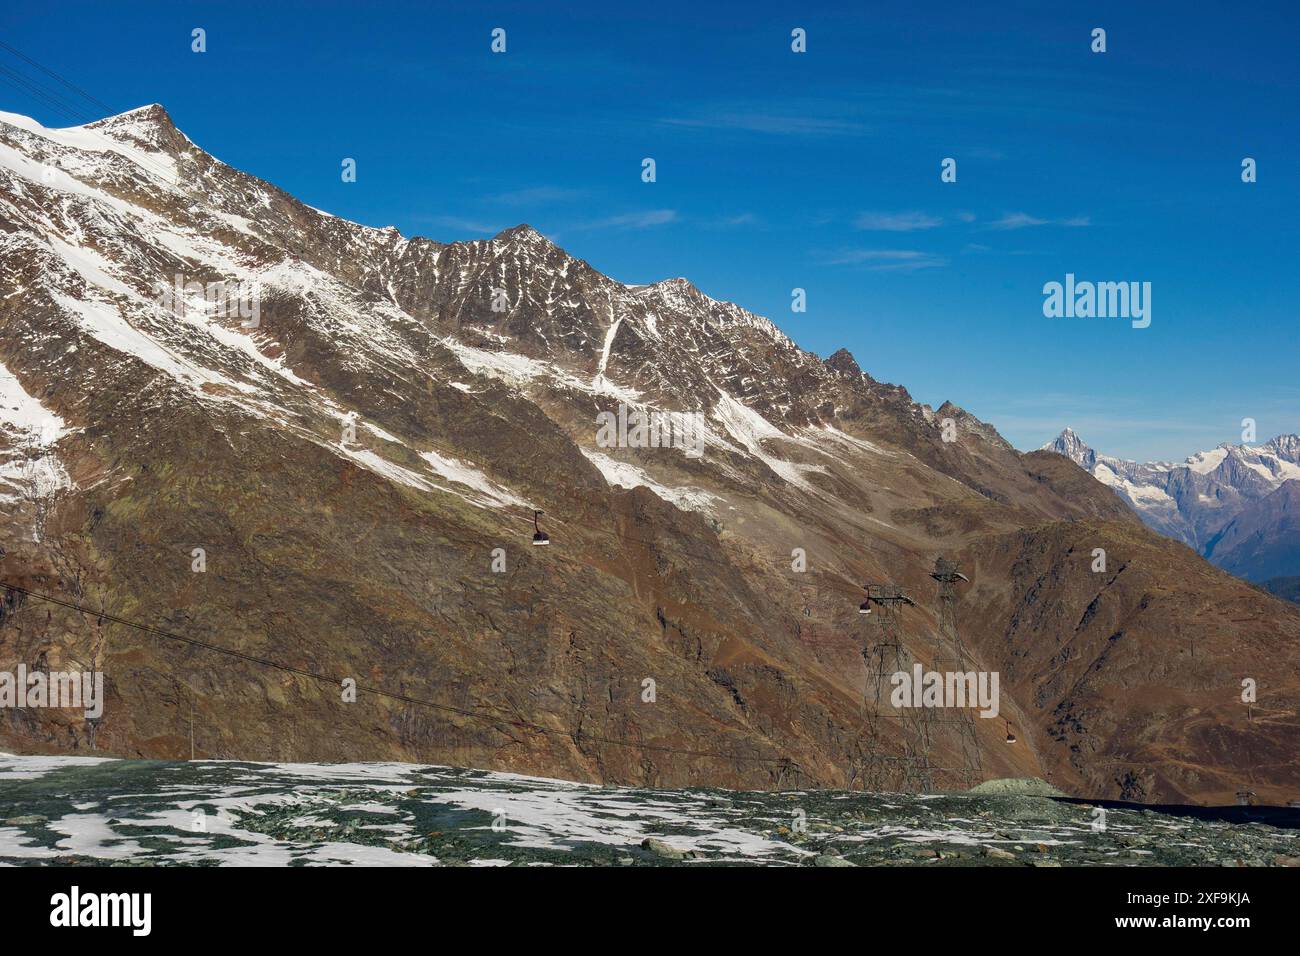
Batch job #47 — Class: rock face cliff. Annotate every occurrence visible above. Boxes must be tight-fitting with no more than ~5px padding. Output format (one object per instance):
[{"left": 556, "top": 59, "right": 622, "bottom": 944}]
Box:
[{"left": 2, "top": 106, "right": 1297, "bottom": 804}]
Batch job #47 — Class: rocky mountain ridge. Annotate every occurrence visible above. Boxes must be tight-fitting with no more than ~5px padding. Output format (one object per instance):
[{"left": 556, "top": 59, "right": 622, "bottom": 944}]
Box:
[{"left": 1, "top": 105, "right": 1297, "bottom": 805}]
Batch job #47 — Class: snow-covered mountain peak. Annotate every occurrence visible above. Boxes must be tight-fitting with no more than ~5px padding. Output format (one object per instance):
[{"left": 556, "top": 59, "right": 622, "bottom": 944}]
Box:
[
  {"left": 1262, "top": 433, "right": 1300, "bottom": 462},
  {"left": 632, "top": 276, "right": 703, "bottom": 307},
  {"left": 83, "top": 104, "right": 195, "bottom": 169},
  {"left": 84, "top": 103, "right": 177, "bottom": 136},
  {"left": 1042, "top": 427, "right": 1096, "bottom": 468},
  {"left": 0, "top": 103, "right": 190, "bottom": 198},
  {"left": 631, "top": 276, "right": 793, "bottom": 347},
  {"left": 489, "top": 223, "right": 550, "bottom": 247}
]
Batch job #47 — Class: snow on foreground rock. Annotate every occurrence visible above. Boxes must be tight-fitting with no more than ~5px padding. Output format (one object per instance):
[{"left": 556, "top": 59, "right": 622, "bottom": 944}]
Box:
[{"left": 2, "top": 755, "right": 1296, "bottom": 867}]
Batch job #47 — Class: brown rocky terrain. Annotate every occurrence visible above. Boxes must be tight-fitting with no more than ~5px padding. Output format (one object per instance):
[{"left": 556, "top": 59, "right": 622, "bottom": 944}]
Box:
[{"left": 1, "top": 105, "right": 1297, "bottom": 804}]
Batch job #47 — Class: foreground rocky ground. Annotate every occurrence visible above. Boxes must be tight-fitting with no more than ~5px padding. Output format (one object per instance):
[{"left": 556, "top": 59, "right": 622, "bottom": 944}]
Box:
[{"left": 1, "top": 755, "right": 1296, "bottom": 867}]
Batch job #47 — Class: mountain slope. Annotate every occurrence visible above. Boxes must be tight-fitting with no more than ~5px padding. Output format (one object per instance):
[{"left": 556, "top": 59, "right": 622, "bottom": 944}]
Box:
[
  {"left": 1, "top": 105, "right": 1297, "bottom": 804},
  {"left": 1207, "top": 480, "right": 1300, "bottom": 582}
]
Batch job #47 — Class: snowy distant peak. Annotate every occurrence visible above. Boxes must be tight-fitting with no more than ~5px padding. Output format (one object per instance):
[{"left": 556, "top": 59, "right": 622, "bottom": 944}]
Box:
[
  {"left": 1043, "top": 426, "right": 1085, "bottom": 450},
  {"left": 1046, "top": 430, "right": 1300, "bottom": 482},
  {"left": 1180, "top": 439, "right": 1300, "bottom": 481},
  {"left": 1051, "top": 426, "right": 1085, "bottom": 446},
  {"left": 1262, "top": 433, "right": 1300, "bottom": 462},
  {"left": 1043, "top": 427, "right": 1300, "bottom": 575},
  {"left": 1042, "top": 427, "right": 1096, "bottom": 468},
  {"left": 1184, "top": 445, "right": 1230, "bottom": 474}
]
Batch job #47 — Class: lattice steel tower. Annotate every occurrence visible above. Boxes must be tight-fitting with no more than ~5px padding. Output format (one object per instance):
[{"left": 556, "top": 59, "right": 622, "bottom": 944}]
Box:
[
  {"left": 854, "top": 583, "right": 934, "bottom": 793},
  {"left": 929, "top": 558, "right": 984, "bottom": 790}
]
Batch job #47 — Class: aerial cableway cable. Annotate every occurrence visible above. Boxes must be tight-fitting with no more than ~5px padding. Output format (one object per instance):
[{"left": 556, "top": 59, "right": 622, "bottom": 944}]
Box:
[
  {"left": 0, "top": 39, "right": 116, "bottom": 116},
  {"left": 0, "top": 44, "right": 201, "bottom": 195},
  {"left": 0, "top": 580, "right": 795, "bottom": 767},
  {"left": 499, "top": 502, "right": 870, "bottom": 595}
]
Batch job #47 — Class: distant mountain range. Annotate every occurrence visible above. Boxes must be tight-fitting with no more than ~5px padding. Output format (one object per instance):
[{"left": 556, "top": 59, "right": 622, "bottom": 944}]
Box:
[{"left": 1043, "top": 428, "right": 1300, "bottom": 595}]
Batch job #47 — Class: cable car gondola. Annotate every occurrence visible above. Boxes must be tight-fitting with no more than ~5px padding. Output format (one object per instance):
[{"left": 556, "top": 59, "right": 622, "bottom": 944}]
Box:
[{"left": 531, "top": 509, "right": 550, "bottom": 546}]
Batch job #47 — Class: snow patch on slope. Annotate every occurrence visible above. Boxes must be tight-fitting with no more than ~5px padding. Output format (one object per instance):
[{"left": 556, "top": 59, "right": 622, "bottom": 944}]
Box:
[
  {"left": 420, "top": 450, "right": 528, "bottom": 508},
  {"left": 0, "top": 360, "right": 73, "bottom": 507},
  {"left": 52, "top": 292, "right": 251, "bottom": 393},
  {"left": 581, "top": 449, "right": 719, "bottom": 513},
  {"left": 1186, "top": 448, "right": 1228, "bottom": 475},
  {"left": 0, "top": 359, "right": 68, "bottom": 443},
  {"left": 710, "top": 390, "right": 826, "bottom": 490}
]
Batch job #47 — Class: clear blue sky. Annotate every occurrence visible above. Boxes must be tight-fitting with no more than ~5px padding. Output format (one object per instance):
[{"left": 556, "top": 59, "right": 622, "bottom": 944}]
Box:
[{"left": 3, "top": 1, "right": 1296, "bottom": 461}]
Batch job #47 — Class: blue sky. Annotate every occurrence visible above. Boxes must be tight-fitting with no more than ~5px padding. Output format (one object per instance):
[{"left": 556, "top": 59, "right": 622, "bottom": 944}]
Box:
[{"left": 3, "top": 1, "right": 1297, "bottom": 460}]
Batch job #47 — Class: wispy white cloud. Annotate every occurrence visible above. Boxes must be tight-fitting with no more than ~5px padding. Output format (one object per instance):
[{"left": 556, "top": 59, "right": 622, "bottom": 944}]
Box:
[
  {"left": 988, "top": 212, "right": 1047, "bottom": 230},
  {"left": 825, "top": 249, "right": 948, "bottom": 271},
  {"left": 573, "top": 209, "right": 678, "bottom": 231},
  {"left": 986, "top": 212, "right": 1091, "bottom": 230},
  {"left": 414, "top": 215, "right": 502, "bottom": 236},
  {"left": 854, "top": 211, "right": 943, "bottom": 232},
  {"left": 660, "top": 110, "right": 867, "bottom": 136},
  {"left": 487, "top": 186, "right": 589, "bottom": 206},
  {"left": 716, "top": 212, "right": 758, "bottom": 227},
  {"left": 700, "top": 212, "right": 759, "bottom": 230}
]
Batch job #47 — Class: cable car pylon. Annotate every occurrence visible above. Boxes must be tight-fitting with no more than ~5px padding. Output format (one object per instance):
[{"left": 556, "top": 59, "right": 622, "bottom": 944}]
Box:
[
  {"left": 853, "top": 582, "right": 934, "bottom": 794},
  {"left": 929, "top": 557, "right": 984, "bottom": 790}
]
